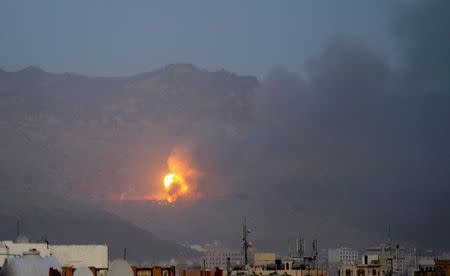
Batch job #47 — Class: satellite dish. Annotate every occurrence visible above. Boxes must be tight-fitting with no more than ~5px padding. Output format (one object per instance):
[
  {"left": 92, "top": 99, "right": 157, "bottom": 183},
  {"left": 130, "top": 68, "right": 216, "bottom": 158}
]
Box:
[
  {"left": 107, "top": 259, "right": 133, "bottom": 276},
  {"left": 74, "top": 267, "right": 94, "bottom": 276}
]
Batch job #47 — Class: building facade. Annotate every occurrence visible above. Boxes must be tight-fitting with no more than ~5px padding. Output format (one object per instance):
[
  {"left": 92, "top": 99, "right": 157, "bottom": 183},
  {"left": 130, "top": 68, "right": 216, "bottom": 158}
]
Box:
[
  {"left": 202, "top": 242, "right": 242, "bottom": 269},
  {"left": 253, "top": 258, "right": 328, "bottom": 276},
  {"left": 328, "top": 248, "right": 360, "bottom": 276},
  {"left": 329, "top": 248, "right": 360, "bottom": 264},
  {"left": 339, "top": 263, "right": 385, "bottom": 276}
]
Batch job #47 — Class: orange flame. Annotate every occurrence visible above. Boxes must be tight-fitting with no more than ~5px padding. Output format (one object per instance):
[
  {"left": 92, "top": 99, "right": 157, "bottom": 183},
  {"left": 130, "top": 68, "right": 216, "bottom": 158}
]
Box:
[
  {"left": 162, "top": 172, "right": 189, "bottom": 202},
  {"left": 143, "top": 145, "right": 202, "bottom": 203}
]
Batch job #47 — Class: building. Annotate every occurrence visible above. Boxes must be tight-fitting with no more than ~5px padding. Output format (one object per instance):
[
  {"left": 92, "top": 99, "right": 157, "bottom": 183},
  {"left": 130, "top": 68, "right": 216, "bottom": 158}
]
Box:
[
  {"left": 48, "top": 245, "right": 107, "bottom": 269},
  {"left": 0, "top": 240, "right": 108, "bottom": 269},
  {"left": 253, "top": 257, "right": 328, "bottom": 276},
  {"left": 253, "top": 253, "right": 276, "bottom": 267},
  {"left": 361, "top": 245, "right": 412, "bottom": 275},
  {"left": 339, "top": 263, "right": 385, "bottom": 276},
  {"left": 202, "top": 242, "right": 242, "bottom": 269},
  {"left": 180, "top": 268, "right": 222, "bottom": 276},
  {"left": 411, "top": 259, "right": 450, "bottom": 276},
  {"left": 328, "top": 248, "right": 360, "bottom": 276},
  {"left": 413, "top": 266, "right": 445, "bottom": 276},
  {"left": 361, "top": 248, "right": 382, "bottom": 266},
  {"left": 329, "top": 248, "right": 359, "bottom": 265},
  {"left": 435, "top": 260, "right": 450, "bottom": 276}
]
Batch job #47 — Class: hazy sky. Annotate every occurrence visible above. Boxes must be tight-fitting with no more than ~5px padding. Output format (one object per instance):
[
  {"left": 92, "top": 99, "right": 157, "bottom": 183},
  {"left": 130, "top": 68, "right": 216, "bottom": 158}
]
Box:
[{"left": 0, "top": 1, "right": 392, "bottom": 77}]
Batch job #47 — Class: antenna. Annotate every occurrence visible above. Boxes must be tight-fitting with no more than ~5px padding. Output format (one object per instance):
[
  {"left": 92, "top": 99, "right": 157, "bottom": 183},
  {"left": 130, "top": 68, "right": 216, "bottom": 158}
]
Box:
[
  {"left": 296, "top": 236, "right": 304, "bottom": 257},
  {"left": 312, "top": 239, "right": 319, "bottom": 257},
  {"left": 242, "top": 217, "right": 251, "bottom": 266},
  {"left": 288, "top": 239, "right": 292, "bottom": 258},
  {"left": 312, "top": 239, "right": 319, "bottom": 269},
  {"left": 414, "top": 248, "right": 417, "bottom": 267},
  {"left": 16, "top": 220, "right": 20, "bottom": 238},
  {"left": 387, "top": 225, "right": 391, "bottom": 247}
]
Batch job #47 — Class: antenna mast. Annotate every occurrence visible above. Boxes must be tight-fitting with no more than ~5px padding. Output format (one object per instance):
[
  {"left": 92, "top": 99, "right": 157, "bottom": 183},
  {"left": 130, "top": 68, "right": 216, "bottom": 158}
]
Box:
[
  {"left": 16, "top": 220, "right": 20, "bottom": 238},
  {"left": 242, "top": 217, "right": 251, "bottom": 266},
  {"left": 296, "top": 236, "right": 304, "bottom": 257}
]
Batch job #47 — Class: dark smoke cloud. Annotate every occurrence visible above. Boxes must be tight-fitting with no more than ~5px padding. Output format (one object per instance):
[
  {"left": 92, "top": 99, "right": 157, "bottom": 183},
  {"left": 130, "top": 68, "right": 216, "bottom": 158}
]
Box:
[
  {"left": 390, "top": 0, "right": 450, "bottom": 93},
  {"left": 172, "top": 0, "right": 450, "bottom": 249}
]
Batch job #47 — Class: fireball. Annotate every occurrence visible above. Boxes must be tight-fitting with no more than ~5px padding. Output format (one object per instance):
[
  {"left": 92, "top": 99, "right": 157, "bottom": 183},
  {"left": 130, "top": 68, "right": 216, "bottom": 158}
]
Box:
[
  {"left": 144, "top": 145, "right": 202, "bottom": 203},
  {"left": 162, "top": 172, "right": 189, "bottom": 202},
  {"left": 164, "top": 173, "right": 177, "bottom": 189}
]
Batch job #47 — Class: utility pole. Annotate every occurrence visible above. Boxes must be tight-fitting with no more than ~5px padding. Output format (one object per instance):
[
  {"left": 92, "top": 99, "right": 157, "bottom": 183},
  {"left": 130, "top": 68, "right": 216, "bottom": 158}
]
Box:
[
  {"left": 312, "top": 239, "right": 319, "bottom": 269},
  {"left": 203, "top": 258, "right": 206, "bottom": 276}
]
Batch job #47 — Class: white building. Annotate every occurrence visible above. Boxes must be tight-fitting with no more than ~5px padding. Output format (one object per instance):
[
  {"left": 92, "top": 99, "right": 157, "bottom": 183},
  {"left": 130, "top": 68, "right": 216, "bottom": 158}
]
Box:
[
  {"left": 202, "top": 241, "right": 242, "bottom": 269},
  {"left": 328, "top": 248, "right": 359, "bottom": 264},
  {"left": 0, "top": 240, "right": 108, "bottom": 268}
]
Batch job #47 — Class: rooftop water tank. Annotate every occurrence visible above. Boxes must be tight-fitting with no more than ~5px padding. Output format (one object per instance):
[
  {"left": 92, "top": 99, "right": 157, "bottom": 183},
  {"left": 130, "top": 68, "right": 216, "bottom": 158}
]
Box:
[
  {"left": 73, "top": 267, "right": 94, "bottom": 276},
  {"left": 107, "top": 259, "right": 133, "bottom": 276}
]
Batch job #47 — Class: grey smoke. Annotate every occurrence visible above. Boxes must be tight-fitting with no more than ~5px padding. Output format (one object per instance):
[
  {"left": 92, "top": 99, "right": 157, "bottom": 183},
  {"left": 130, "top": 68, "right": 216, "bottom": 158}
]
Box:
[{"left": 174, "top": 0, "right": 450, "bottom": 249}]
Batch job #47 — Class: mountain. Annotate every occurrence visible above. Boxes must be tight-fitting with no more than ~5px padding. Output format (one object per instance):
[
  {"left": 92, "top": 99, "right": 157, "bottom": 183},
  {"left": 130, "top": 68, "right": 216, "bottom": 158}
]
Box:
[
  {"left": 0, "top": 64, "right": 258, "bottom": 124},
  {"left": 0, "top": 64, "right": 258, "bottom": 259}
]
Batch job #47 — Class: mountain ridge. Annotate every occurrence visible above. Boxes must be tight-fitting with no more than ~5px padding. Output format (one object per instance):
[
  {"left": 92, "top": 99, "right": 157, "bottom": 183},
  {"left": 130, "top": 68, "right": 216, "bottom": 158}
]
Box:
[{"left": 0, "top": 189, "right": 195, "bottom": 262}]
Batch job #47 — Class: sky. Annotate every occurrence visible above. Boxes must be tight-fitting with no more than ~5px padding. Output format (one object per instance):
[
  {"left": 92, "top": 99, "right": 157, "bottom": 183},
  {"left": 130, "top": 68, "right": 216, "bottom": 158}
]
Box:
[{"left": 0, "top": 0, "right": 392, "bottom": 77}]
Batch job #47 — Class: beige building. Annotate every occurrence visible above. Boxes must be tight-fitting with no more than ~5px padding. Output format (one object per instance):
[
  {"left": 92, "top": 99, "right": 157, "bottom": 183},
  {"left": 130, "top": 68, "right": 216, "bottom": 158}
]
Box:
[
  {"left": 339, "top": 263, "right": 385, "bottom": 276},
  {"left": 253, "top": 253, "right": 276, "bottom": 267},
  {"left": 253, "top": 256, "right": 328, "bottom": 276}
]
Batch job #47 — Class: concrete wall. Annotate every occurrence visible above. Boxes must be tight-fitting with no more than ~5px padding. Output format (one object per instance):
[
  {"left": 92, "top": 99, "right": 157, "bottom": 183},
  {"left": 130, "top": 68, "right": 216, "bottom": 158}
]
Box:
[{"left": 254, "top": 253, "right": 276, "bottom": 266}]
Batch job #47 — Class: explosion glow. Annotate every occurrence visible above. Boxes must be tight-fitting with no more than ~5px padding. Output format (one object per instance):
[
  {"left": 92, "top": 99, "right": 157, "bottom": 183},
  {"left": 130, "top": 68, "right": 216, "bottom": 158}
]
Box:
[
  {"left": 164, "top": 173, "right": 177, "bottom": 189},
  {"left": 162, "top": 172, "right": 189, "bottom": 202},
  {"left": 143, "top": 146, "right": 201, "bottom": 203}
]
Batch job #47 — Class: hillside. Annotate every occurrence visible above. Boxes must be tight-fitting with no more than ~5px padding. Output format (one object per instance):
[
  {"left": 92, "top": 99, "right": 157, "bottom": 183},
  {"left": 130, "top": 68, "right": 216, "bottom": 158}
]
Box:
[{"left": 0, "top": 190, "right": 194, "bottom": 262}]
